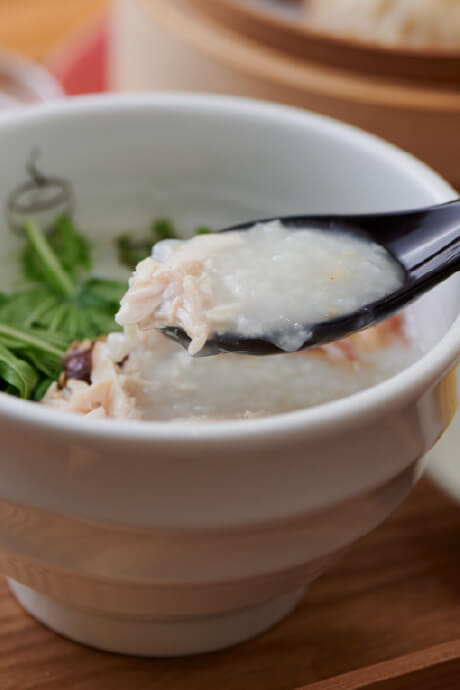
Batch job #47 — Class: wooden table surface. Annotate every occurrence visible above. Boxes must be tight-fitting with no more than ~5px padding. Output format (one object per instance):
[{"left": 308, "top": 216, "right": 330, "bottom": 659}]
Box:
[
  {"left": 0, "top": 0, "right": 107, "bottom": 62},
  {"left": 2, "top": 2, "right": 460, "bottom": 688},
  {"left": 0, "top": 478, "right": 459, "bottom": 690}
]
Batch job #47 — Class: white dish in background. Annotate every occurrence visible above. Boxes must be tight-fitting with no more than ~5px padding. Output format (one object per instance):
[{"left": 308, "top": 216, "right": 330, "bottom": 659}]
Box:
[
  {"left": 0, "top": 93, "right": 459, "bottom": 657},
  {"left": 428, "top": 406, "right": 460, "bottom": 502},
  {"left": 242, "top": 0, "right": 302, "bottom": 20},
  {"left": 0, "top": 51, "right": 63, "bottom": 109}
]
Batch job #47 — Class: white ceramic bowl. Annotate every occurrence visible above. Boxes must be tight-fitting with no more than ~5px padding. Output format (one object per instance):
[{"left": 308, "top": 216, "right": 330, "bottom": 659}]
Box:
[{"left": 0, "top": 94, "right": 459, "bottom": 657}]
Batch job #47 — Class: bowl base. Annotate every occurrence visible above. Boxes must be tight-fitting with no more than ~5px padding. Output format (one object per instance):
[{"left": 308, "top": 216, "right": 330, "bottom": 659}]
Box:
[{"left": 8, "top": 579, "right": 304, "bottom": 657}]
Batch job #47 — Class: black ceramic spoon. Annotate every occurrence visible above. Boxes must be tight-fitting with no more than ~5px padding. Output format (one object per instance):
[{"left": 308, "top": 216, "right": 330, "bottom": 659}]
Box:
[{"left": 163, "top": 199, "right": 460, "bottom": 356}]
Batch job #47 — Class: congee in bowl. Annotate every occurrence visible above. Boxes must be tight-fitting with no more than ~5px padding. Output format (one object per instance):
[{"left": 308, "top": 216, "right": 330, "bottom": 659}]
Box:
[
  {"left": 0, "top": 94, "right": 459, "bottom": 658},
  {"left": 43, "top": 217, "right": 416, "bottom": 421},
  {"left": 0, "top": 116, "right": 430, "bottom": 424}
]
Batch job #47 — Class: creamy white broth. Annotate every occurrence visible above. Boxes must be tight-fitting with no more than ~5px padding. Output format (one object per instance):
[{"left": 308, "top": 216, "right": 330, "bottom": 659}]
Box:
[
  {"left": 116, "top": 220, "right": 404, "bottom": 354},
  {"left": 44, "top": 315, "right": 419, "bottom": 421},
  {"left": 44, "top": 220, "right": 419, "bottom": 422}
]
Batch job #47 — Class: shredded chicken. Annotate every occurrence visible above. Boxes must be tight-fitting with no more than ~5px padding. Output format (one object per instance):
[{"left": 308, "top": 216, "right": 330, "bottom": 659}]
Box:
[
  {"left": 44, "top": 340, "right": 136, "bottom": 419},
  {"left": 304, "top": 314, "right": 406, "bottom": 368},
  {"left": 116, "top": 234, "right": 242, "bottom": 355}
]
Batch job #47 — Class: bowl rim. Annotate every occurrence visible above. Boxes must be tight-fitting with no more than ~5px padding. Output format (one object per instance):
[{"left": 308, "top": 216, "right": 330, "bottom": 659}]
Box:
[{"left": 0, "top": 91, "right": 458, "bottom": 442}]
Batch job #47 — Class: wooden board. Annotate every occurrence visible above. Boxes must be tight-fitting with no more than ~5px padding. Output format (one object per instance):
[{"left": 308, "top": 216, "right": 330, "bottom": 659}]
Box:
[
  {"left": 0, "top": 0, "right": 107, "bottom": 62},
  {"left": 1, "top": 478, "right": 460, "bottom": 689},
  {"left": 306, "top": 641, "right": 460, "bottom": 690}
]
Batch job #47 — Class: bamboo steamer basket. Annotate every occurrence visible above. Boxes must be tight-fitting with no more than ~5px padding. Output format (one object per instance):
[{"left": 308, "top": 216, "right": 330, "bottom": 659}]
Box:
[
  {"left": 110, "top": 0, "right": 460, "bottom": 189},
  {"left": 191, "top": 0, "right": 460, "bottom": 82}
]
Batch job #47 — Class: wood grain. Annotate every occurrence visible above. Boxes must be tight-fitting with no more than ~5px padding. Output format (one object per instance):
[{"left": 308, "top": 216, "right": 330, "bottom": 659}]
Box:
[
  {"left": 305, "top": 640, "right": 460, "bottom": 689},
  {"left": 0, "top": 478, "right": 460, "bottom": 689}
]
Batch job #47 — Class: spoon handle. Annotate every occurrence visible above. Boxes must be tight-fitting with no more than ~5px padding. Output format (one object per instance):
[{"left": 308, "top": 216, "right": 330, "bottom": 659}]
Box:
[
  {"left": 360, "top": 200, "right": 460, "bottom": 282},
  {"left": 391, "top": 200, "right": 460, "bottom": 283}
]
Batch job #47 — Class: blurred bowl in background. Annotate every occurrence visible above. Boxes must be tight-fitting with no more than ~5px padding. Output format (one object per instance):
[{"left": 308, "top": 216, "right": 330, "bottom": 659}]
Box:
[
  {"left": 109, "top": 0, "right": 460, "bottom": 191},
  {"left": 0, "top": 51, "right": 63, "bottom": 110},
  {"left": 189, "top": 0, "right": 460, "bottom": 81}
]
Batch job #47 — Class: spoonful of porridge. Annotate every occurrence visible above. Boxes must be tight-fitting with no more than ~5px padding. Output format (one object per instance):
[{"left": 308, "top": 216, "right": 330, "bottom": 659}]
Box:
[{"left": 116, "top": 200, "right": 460, "bottom": 356}]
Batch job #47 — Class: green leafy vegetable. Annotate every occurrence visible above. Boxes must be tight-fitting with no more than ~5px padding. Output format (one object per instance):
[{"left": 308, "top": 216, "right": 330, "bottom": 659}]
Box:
[
  {"left": 31, "top": 377, "right": 54, "bottom": 401},
  {"left": 116, "top": 218, "right": 213, "bottom": 270},
  {"left": 45, "top": 215, "right": 91, "bottom": 277},
  {"left": 0, "top": 288, "right": 59, "bottom": 327},
  {"left": 116, "top": 234, "right": 153, "bottom": 272},
  {"left": 78, "top": 278, "right": 128, "bottom": 313},
  {"left": 0, "top": 322, "right": 68, "bottom": 357},
  {"left": 151, "top": 218, "right": 177, "bottom": 241},
  {"left": 1, "top": 212, "right": 207, "bottom": 401},
  {"left": 0, "top": 343, "right": 39, "bottom": 399},
  {"left": 22, "top": 216, "right": 91, "bottom": 289},
  {"left": 0, "top": 322, "right": 69, "bottom": 385},
  {"left": 0, "top": 216, "right": 127, "bottom": 401},
  {"left": 115, "top": 218, "right": 180, "bottom": 271},
  {"left": 22, "top": 218, "right": 75, "bottom": 296}
]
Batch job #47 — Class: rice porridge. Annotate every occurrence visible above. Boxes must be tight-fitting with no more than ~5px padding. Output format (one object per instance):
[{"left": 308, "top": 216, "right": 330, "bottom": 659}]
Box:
[
  {"left": 44, "top": 222, "right": 419, "bottom": 422},
  {"left": 116, "top": 221, "right": 403, "bottom": 354}
]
